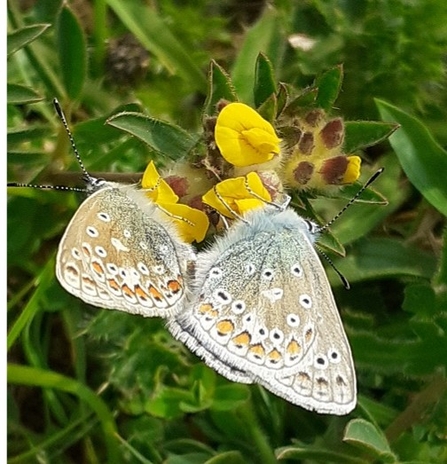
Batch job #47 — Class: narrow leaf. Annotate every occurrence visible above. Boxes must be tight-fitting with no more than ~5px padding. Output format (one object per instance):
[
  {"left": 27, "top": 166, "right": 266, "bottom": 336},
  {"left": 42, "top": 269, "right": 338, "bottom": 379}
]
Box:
[
  {"left": 315, "top": 65, "right": 343, "bottom": 110},
  {"left": 56, "top": 6, "right": 87, "bottom": 99},
  {"left": 344, "top": 121, "right": 399, "bottom": 153},
  {"left": 7, "top": 23, "right": 51, "bottom": 56},
  {"left": 376, "top": 99, "right": 447, "bottom": 216},
  {"left": 7, "top": 364, "right": 120, "bottom": 464},
  {"left": 231, "top": 8, "right": 282, "bottom": 104},
  {"left": 203, "top": 60, "right": 237, "bottom": 116},
  {"left": 107, "top": 112, "right": 197, "bottom": 159},
  {"left": 7, "top": 83, "right": 43, "bottom": 104},
  {"left": 254, "top": 53, "right": 277, "bottom": 108}
]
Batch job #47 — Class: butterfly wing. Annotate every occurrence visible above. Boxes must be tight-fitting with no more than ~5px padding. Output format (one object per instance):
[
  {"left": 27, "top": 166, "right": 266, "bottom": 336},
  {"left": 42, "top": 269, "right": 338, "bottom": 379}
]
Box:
[
  {"left": 56, "top": 184, "right": 194, "bottom": 317},
  {"left": 169, "top": 207, "right": 356, "bottom": 414}
]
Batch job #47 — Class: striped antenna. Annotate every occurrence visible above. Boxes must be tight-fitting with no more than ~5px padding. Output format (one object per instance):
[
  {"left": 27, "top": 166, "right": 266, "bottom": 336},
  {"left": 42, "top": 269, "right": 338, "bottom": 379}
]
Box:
[
  {"left": 7, "top": 99, "right": 95, "bottom": 193},
  {"left": 317, "top": 167, "right": 384, "bottom": 234},
  {"left": 52, "top": 98, "right": 93, "bottom": 183}
]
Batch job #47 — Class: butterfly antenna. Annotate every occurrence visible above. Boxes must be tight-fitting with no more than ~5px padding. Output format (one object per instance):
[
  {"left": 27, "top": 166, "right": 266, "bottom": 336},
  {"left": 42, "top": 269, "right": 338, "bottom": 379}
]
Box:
[
  {"left": 53, "top": 98, "right": 93, "bottom": 183},
  {"left": 317, "top": 167, "right": 384, "bottom": 234},
  {"left": 7, "top": 182, "right": 86, "bottom": 192},
  {"left": 317, "top": 246, "right": 350, "bottom": 289}
]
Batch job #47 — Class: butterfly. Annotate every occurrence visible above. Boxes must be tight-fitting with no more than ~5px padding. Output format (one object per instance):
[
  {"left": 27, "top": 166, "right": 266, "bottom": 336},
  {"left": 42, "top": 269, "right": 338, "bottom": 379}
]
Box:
[
  {"left": 166, "top": 170, "right": 381, "bottom": 415},
  {"left": 9, "top": 99, "right": 195, "bottom": 318}
]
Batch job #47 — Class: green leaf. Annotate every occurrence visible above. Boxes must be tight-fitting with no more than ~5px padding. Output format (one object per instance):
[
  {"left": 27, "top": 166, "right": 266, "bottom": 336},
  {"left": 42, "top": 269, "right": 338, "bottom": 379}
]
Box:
[
  {"left": 254, "top": 53, "right": 277, "bottom": 108},
  {"left": 376, "top": 99, "right": 447, "bottom": 216},
  {"left": 145, "top": 387, "right": 193, "bottom": 419},
  {"left": 344, "top": 419, "right": 394, "bottom": 459},
  {"left": 257, "top": 93, "right": 277, "bottom": 123},
  {"left": 203, "top": 60, "right": 238, "bottom": 116},
  {"left": 212, "top": 384, "right": 250, "bottom": 411},
  {"left": 205, "top": 451, "right": 247, "bottom": 464},
  {"left": 56, "top": 6, "right": 87, "bottom": 100},
  {"left": 333, "top": 237, "right": 437, "bottom": 284},
  {"left": 107, "top": 111, "right": 198, "bottom": 159},
  {"left": 7, "top": 23, "right": 51, "bottom": 56},
  {"left": 231, "top": 8, "right": 283, "bottom": 104},
  {"left": 7, "top": 83, "right": 43, "bottom": 104},
  {"left": 344, "top": 121, "right": 399, "bottom": 153},
  {"left": 283, "top": 87, "right": 318, "bottom": 115},
  {"left": 8, "top": 125, "right": 50, "bottom": 147},
  {"left": 7, "top": 364, "right": 120, "bottom": 464},
  {"left": 106, "top": 0, "right": 207, "bottom": 93},
  {"left": 315, "top": 65, "right": 343, "bottom": 111},
  {"left": 276, "top": 445, "right": 366, "bottom": 463},
  {"left": 276, "top": 82, "right": 289, "bottom": 116},
  {"left": 402, "top": 283, "right": 437, "bottom": 317}
]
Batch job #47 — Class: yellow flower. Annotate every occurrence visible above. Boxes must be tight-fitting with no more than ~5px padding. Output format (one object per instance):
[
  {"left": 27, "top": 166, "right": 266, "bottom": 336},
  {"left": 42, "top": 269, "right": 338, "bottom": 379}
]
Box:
[
  {"left": 202, "top": 172, "right": 272, "bottom": 218},
  {"left": 157, "top": 202, "right": 209, "bottom": 243},
  {"left": 142, "top": 161, "right": 179, "bottom": 204},
  {"left": 215, "top": 102, "right": 281, "bottom": 167},
  {"left": 342, "top": 156, "right": 362, "bottom": 184},
  {"left": 141, "top": 161, "right": 209, "bottom": 242}
]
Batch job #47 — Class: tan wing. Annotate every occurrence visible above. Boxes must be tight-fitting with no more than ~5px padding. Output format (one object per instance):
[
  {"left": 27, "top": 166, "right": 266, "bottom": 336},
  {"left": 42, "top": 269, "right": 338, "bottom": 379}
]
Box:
[
  {"left": 56, "top": 185, "right": 192, "bottom": 317},
  {"left": 171, "top": 226, "right": 355, "bottom": 413}
]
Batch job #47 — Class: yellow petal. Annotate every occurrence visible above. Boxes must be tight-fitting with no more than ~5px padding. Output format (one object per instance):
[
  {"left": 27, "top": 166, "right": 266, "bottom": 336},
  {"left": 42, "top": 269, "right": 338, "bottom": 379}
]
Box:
[
  {"left": 342, "top": 156, "right": 362, "bottom": 184},
  {"left": 158, "top": 202, "right": 209, "bottom": 243},
  {"left": 202, "top": 172, "right": 272, "bottom": 218},
  {"left": 142, "top": 161, "right": 179, "bottom": 204},
  {"left": 215, "top": 102, "right": 281, "bottom": 167}
]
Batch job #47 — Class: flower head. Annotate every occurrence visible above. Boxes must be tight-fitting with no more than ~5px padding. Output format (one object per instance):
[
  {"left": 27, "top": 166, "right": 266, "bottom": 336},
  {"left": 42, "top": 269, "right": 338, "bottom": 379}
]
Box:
[
  {"left": 141, "top": 161, "right": 209, "bottom": 242},
  {"left": 215, "top": 102, "right": 281, "bottom": 167},
  {"left": 202, "top": 172, "right": 271, "bottom": 218}
]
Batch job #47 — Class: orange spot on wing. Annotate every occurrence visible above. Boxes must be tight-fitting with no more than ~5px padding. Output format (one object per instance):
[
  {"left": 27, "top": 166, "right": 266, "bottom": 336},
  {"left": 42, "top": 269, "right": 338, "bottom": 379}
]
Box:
[
  {"left": 167, "top": 280, "right": 182, "bottom": 294},
  {"left": 216, "top": 319, "right": 234, "bottom": 335},
  {"left": 232, "top": 332, "right": 251, "bottom": 346},
  {"left": 135, "top": 285, "right": 149, "bottom": 300},
  {"left": 267, "top": 349, "right": 282, "bottom": 362},
  {"left": 122, "top": 284, "right": 134, "bottom": 298},
  {"left": 287, "top": 340, "right": 301, "bottom": 356},
  {"left": 249, "top": 344, "right": 265, "bottom": 358},
  {"left": 148, "top": 285, "right": 163, "bottom": 302},
  {"left": 198, "top": 304, "right": 218, "bottom": 318},
  {"left": 108, "top": 279, "right": 120, "bottom": 291},
  {"left": 91, "top": 261, "right": 104, "bottom": 275}
]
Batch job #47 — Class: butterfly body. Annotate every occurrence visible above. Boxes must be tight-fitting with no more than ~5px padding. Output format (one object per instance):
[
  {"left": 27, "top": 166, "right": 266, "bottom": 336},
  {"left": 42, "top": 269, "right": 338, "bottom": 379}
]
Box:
[
  {"left": 168, "top": 206, "right": 356, "bottom": 414},
  {"left": 56, "top": 179, "right": 194, "bottom": 317}
]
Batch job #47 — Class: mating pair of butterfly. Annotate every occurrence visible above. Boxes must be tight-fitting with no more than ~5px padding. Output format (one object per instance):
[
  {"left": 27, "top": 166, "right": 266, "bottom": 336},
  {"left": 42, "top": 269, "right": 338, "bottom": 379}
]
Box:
[{"left": 12, "top": 100, "right": 382, "bottom": 415}]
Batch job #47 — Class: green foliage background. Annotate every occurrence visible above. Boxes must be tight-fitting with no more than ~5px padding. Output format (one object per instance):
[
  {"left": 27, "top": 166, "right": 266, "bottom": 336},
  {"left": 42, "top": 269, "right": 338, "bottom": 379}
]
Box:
[{"left": 7, "top": 1, "right": 447, "bottom": 463}]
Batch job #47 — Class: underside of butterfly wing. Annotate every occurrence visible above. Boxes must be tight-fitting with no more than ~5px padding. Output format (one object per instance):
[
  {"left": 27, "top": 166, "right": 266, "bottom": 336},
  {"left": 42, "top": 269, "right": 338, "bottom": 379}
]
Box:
[
  {"left": 56, "top": 185, "right": 193, "bottom": 317},
  {"left": 170, "top": 206, "right": 356, "bottom": 414}
]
